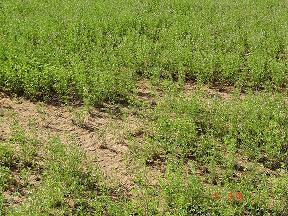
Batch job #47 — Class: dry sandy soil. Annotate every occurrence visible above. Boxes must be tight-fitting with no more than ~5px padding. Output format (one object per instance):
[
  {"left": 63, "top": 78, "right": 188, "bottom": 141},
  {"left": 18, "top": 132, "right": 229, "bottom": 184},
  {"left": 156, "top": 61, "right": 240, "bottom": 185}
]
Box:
[{"left": 0, "top": 82, "right": 241, "bottom": 192}]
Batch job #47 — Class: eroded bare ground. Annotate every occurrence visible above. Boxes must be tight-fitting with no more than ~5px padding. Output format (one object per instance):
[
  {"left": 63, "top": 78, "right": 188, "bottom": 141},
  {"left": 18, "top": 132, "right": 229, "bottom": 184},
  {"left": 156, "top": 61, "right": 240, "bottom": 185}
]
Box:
[
  {"left": 0, "top": 83, "right": 249, "bottom": 187},
  {"left": 183, "top": 81, "right": 245, "bottom": 100},
  {"left": 0, "top": 82, "right": 264, "bottom": 195},
  {"left": 0, "top": 81, "right": 160, "bottom": 192},
  {"left": 0, "top": 96, "right": 136, "bottom": 191}
]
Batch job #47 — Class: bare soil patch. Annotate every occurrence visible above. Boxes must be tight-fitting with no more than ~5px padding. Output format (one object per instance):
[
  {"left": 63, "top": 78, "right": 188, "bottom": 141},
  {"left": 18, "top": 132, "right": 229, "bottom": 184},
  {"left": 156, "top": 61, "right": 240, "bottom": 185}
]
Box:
[
  {"left": 0, "top": 93, "right": 143, "bottom": 191},
  {"left": 184, "top": 82, "right": 243, "bottom": 100}
]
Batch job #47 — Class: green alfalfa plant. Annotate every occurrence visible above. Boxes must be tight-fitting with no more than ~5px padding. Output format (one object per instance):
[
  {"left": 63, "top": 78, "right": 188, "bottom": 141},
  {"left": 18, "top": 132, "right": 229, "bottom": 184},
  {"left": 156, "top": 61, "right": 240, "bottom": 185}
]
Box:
[{"left": 159, "top": 159, "right": 222, "bottom": 215}]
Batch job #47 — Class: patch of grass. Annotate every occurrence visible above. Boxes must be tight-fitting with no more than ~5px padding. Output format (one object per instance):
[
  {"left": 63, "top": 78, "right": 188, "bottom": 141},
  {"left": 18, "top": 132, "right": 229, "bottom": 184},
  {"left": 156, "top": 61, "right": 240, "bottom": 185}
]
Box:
[
  {"left": 0, "top": 121, "right": 129, "bottom": 215},
  {"left": 1, "top": 0, "right": 288, "bottom": 104},
  {"left": 1, "top": 90, "right": 288, "bottom": 215},
  {"left": 148, "top": 90, "right": 288, "bottom": 166},
  {"left": 1, "top": 0, "right": 288, "bottom": 214},
  {"left": 134, "top": 90, "right": 288, "bottom": 215}
]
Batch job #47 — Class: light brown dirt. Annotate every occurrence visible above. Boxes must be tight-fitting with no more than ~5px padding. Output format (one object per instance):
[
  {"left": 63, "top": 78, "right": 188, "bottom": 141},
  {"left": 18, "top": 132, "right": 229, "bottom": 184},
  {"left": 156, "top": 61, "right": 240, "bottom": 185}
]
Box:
[
  {"left": 0, "top": 82, "right": 245, "bottom": 193},
  {"left": 184, "top": 82, "right": 243, "bottom": 100},
  {"left": 0, "top": 93, "right": 143, "bottom": 190}
]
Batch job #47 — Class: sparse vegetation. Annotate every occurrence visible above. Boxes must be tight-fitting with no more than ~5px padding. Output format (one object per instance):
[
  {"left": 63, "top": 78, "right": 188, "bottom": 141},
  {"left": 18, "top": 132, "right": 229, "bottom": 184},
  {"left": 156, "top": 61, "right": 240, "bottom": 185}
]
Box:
[
  {"left": 136, "top": 89, "right": 288, "bottom": 215},
  {"left": 1, "top": 0, "right": 288, "bottom": 215}
]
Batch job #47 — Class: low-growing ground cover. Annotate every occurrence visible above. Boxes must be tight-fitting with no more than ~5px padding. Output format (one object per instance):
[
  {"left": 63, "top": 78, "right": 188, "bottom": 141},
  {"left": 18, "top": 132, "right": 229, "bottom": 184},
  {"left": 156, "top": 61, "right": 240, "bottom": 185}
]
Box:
[
  {"left": 0, "top": 119, "right": 116, "bottom": 215},
  {"left": 1, "top": 0, "right": 288, "bottom": 104},
  {"left": 1, "top": 86, "right": 288, "bottom": 215},
  {"left": 133, "top": 88, "right": 288, "bottom": 215},
  {"left": 1, "top": 0, "right": 288, "bottom": 215}
]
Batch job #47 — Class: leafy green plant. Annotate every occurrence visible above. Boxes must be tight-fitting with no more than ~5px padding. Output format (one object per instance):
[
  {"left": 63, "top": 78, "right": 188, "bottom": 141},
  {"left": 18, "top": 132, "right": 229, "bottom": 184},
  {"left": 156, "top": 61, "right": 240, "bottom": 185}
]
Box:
[{"left": 1, "top": 0, "right": 288, "bottom": 104}]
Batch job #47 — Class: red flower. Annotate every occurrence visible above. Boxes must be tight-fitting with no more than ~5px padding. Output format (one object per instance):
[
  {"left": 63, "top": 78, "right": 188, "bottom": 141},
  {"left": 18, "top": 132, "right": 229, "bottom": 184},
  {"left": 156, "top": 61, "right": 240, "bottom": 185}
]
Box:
[
  {"left": 235, "top": 192, "right": 243, "bottom": 201},
  {"left": 228, "top": 191, "right": 233, "bottom": 201}
]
